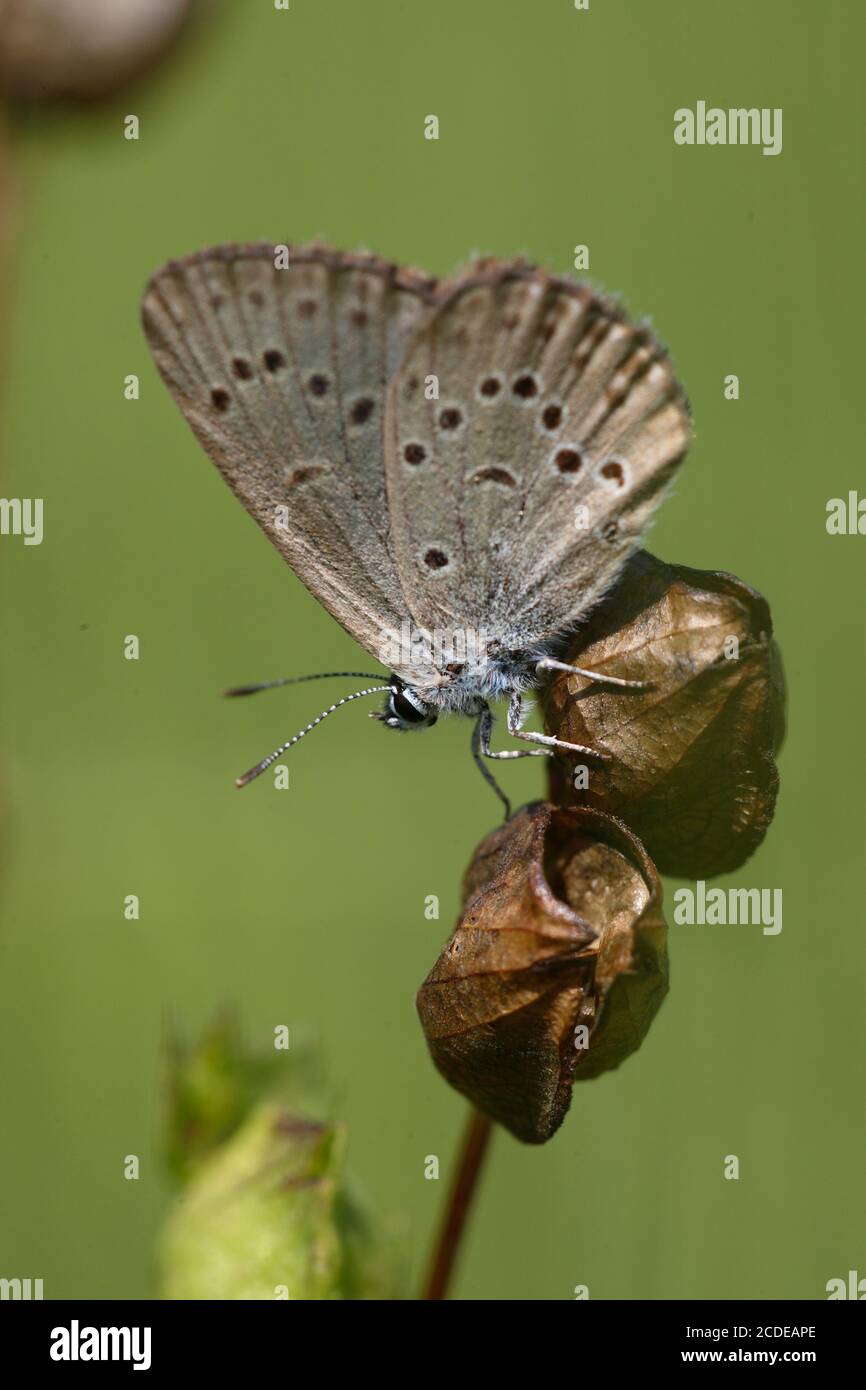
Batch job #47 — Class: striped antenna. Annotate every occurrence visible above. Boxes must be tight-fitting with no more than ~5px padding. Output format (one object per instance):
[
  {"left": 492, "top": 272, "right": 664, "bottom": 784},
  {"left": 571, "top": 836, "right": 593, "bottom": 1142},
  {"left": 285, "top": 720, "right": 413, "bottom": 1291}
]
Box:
[
  {"left": 235, "top": 684, "right": 391, "bottom": 788},
  {"left": 224, "top": 671, "right": 385, "bottom": 698}
]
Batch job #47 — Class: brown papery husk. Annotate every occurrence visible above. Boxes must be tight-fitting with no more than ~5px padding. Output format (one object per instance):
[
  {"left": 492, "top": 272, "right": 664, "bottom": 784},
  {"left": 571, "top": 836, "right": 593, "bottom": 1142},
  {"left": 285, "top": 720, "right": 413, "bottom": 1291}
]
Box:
[
  {"left": 544, "top": 550, "right": 785, "bottom": 879},
  {"left": 416, "top": 802, "right": 667, "bottom": 1144}
]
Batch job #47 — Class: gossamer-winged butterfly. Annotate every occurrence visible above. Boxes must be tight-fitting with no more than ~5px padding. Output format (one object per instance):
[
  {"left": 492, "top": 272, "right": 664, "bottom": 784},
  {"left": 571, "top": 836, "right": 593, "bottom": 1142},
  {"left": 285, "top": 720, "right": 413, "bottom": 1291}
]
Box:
[{"left": 141, "top": 244, "right": 691, "bottom": 816}]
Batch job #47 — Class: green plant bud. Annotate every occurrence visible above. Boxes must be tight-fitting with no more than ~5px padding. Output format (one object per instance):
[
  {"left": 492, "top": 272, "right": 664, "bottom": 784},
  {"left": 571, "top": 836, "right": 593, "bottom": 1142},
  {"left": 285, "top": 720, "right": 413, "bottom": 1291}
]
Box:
[
  {"left": 159, "top": 1101, "right": 398, "bottom": 1300},
  {"left": 163, "top": 1009, "right": 287, "bottom": 1182}
]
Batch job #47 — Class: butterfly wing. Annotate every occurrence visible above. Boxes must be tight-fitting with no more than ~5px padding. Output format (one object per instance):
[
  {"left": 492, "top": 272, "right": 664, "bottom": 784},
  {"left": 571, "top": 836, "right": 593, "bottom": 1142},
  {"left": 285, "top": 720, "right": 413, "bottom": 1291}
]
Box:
[
  {"left": 141, "top": 243, "right": 439, "bottom": 662},
  {"left": 383, "top": 260, "right": 691, "bottom": 654}
]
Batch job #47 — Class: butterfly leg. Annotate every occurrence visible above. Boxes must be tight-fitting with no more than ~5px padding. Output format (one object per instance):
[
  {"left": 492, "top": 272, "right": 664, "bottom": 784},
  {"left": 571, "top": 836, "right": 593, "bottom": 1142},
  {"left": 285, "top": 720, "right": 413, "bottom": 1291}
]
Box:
[
  {"left": 536, "top": 657, "right": 650, "bottom": 690},
  {"left": 472, "top": 702, "right": 561, "bottom": 823},
  {"left": 471, "top": 698, "right": 605, "bottom": 819},
  {"left": 476, "top": 699, "right": 551, "bottom": 761},
  {"left": 504, "top": 691, "right": 607, "bottom": 759},
  {"left": 470, "top": 707, "right": 514, "bottom": 819}
]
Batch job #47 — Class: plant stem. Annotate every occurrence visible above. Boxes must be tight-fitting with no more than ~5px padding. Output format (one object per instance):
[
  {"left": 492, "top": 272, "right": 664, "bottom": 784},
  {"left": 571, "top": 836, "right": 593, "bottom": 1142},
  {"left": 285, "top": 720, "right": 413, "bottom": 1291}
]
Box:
[{"left": 422, "top": 1108, "right": 493, "bottom": 1300}]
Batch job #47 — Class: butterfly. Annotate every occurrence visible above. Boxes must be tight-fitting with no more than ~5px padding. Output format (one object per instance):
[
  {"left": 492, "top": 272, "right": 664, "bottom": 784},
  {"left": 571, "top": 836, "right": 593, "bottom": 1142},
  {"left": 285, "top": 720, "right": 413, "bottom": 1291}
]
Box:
[{"left": 141, "top": 244, "right": 691, "bottom": 815}]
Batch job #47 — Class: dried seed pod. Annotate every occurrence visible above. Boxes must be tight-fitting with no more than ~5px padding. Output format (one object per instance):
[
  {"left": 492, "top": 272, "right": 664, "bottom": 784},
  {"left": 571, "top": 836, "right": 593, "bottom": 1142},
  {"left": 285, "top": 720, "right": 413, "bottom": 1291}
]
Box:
[
  {"left": 0, "top": 0, "right": 198, "bottom": 104},
  {"left": 544, "top": 551, "right": 785, "bottom": 878},
  {"left": 416, "top": 802, "right": 667, "bottom": 1144}
]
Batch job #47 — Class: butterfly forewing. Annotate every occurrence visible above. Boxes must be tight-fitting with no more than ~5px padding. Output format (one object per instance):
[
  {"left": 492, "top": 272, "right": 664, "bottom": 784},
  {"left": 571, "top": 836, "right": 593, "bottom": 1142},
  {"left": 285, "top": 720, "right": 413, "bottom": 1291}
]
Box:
[
  {"left": 384, "top": 260, "right": 691, "bottom": 654},
  {"left": 141, "top": 243, "right": 438, "bottom": 659}
]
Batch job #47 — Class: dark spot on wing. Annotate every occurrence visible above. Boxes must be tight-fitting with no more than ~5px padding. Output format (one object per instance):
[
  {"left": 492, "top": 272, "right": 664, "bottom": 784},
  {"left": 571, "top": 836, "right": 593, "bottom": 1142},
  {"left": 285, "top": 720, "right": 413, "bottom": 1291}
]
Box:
[
  {"left": 288, "top": 465, "right": 324, "bottom": 487},
  {"left": 470, "top": 467, "right": 517, "bottom": 488},
  {"left": 601, "top": 460, "right": 626, "bottom": 486},
  {"left": 542, "top": 403, "right": 562, "bottom": 430},
  {"left": 404, "top": 442, "right": 426, "bottom": 464},
  {"left": 232, "top": 357, "right": 253, "bottom": 380},
  {"left": 350, "top": 397, "right": 374, "bottom": 424},
  {"left": 439, "top": 407, "right": 462, "bottom": 430},
  {"left": 210, "top": 388, "right": 230, "bottom": 412},
  {"left": 512, "top": 373, "right": 538, "bottom": 399},
  {"left": 555, "top": 447, "right": 582, "bottom": 473},
  {"left": 264, "top": 349, "right": 286, "bottom": 372},
  {"left": 308, "top": 373, "right": 329, "bottom": 396},
  {"left": 424, "top": 548, "right": 449, "bottom": 569}
]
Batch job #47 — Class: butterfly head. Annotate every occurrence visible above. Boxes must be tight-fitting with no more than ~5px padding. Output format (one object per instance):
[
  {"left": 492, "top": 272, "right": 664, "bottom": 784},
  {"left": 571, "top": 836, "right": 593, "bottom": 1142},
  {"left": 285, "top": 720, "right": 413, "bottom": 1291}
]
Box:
[{"left": 372, "top": 676, "right": 438, "bottom": 732}]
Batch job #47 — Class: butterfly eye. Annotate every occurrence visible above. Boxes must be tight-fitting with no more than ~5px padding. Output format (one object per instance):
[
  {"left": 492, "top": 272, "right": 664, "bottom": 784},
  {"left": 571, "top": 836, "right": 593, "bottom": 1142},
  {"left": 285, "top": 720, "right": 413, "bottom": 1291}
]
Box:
[{"left": 391, "top": 690, "right": 429, "bottom": 725}]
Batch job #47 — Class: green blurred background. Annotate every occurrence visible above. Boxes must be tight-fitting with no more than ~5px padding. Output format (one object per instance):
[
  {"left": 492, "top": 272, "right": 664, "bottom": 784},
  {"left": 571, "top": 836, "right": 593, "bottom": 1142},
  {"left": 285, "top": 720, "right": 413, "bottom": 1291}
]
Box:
[{"left": 0, "top": 0, "right": 863, "bottom": 1300}]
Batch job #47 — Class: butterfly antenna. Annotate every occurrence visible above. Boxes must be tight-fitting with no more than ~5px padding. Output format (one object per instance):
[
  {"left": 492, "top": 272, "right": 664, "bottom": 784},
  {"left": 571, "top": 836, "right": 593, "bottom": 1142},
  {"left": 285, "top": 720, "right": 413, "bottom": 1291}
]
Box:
[
  {"left": 235, "top": 684, "right": 391, "bottom": 788},
  {"left": 224, "top": 671, "right": 385, "bottom": 698}
]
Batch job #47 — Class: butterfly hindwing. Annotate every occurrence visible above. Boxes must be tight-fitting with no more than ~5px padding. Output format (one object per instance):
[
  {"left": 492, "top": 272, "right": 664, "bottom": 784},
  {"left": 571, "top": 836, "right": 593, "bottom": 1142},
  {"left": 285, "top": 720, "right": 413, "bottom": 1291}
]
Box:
[{"left": 384, "top": 260, "right": 691, "bottom": 652}]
